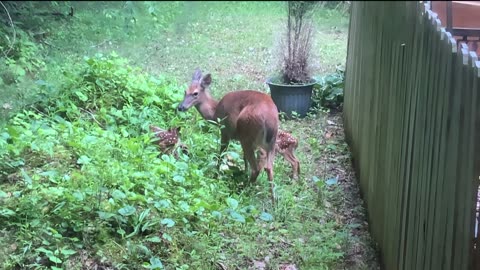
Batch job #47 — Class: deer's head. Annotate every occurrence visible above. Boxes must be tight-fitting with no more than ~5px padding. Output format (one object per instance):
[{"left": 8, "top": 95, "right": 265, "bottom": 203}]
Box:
[{"left": 177, "top": 68, "right": 212, "bottom": 112}]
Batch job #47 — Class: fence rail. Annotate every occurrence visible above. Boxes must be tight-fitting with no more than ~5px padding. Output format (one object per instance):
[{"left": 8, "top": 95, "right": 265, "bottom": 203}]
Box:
[{"left": 343, "top": 2, "right": 480, "bottom": 270}]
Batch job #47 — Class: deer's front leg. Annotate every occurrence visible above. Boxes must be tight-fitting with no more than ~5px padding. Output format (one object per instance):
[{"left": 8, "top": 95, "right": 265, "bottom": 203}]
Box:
[
  {"left": 243, "top": 154, "right": 249, "bottom": 174},
  {"left": 217, "top": 132, "right": 230, "bottom": 170}
]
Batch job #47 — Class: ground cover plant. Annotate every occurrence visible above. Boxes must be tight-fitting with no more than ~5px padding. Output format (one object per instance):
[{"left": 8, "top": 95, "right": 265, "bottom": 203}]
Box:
[{"left": 0, "top": 1, "right": 379, "bottom": 269}]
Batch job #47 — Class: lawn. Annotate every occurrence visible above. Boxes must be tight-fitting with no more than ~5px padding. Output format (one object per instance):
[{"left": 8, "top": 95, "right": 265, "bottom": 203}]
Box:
[{"left": 0, "top": 2, "right": 379, "bottom": 269}]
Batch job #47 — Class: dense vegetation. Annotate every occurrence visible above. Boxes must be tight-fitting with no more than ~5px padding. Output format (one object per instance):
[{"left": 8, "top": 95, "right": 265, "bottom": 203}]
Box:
[{"left": 0, "top": 2, "right": 376, "bottom": 270}]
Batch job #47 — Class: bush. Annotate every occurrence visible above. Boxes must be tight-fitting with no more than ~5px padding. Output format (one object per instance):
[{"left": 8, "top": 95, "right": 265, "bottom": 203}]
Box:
[{"left": 311, "top": 66, "right": 345, "bottom": 111}]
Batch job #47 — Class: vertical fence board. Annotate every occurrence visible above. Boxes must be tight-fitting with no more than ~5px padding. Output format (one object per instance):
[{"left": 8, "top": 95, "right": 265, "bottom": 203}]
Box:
[
  {"left": 431, "top": 33, "right": 454, "bottom": 270},
  {"left": 423, "top": 17, "right": 442, "bottom": 270},
  {"left": 472, "top": 59, "right": 480, "bottom": 270},
  {"left": 426, "top": 27, "right": 450, "bottom": 270}
]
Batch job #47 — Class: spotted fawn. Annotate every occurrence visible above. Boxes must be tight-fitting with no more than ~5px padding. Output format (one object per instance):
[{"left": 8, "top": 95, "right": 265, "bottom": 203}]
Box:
[
  {"left": 275, "top": 130, "right": 300, "bottom": 179},
  {"left": 149, "top": 125, "right": 188, "bottom": 156}
]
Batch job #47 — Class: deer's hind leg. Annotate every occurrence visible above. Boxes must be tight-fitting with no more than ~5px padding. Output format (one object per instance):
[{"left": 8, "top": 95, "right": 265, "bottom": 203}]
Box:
[
  {"left": 263, "top": 147, "right": 276, "bottom": 204},
  {"left": 241, "top": 142, "right": 261, "bottom": 184}
]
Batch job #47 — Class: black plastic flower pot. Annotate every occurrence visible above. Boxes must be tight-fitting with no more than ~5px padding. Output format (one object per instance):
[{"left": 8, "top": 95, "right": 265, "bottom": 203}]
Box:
[{"left": 266, "top": 78, "right": 316, "bottom": 119}]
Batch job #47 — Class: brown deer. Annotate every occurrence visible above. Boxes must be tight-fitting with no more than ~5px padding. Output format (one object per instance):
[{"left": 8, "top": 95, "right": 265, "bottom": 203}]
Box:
[
  {"left": 149, "top": 125, "right": 188, "bottom": 157},
  {"left": 177, "top": 68, "right": 279, "bottom": 202},
  {"left": 275, "top": 130, "right": 300, "bottom": 180}
]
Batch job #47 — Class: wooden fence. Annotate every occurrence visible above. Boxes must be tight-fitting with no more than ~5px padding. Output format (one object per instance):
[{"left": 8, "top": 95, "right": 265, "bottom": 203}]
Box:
[{"left": 343, "top": 1, "right": 480, "bottom": 270}]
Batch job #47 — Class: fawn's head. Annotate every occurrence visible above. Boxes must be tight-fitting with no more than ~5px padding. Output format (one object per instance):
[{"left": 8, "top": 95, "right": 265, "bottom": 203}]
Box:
[{"left": 177, "top": 68, "right": 212, "bottom": 112}]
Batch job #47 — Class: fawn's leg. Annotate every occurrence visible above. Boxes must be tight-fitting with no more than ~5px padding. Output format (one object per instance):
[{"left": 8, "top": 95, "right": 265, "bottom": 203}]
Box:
[{"left": 284, "top": 150, "right": 300, "bottom": 180}]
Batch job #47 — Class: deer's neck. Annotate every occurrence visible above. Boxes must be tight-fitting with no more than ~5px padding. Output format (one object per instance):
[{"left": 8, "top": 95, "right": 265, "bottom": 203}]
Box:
[{"left": 195, "top": 94, "right": 218, "bottom": 121}]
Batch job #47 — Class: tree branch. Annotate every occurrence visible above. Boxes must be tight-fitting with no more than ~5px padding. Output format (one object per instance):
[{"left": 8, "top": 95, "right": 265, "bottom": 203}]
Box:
[{"left": 0, "top": 1, "right": 16, "bottom": 57}]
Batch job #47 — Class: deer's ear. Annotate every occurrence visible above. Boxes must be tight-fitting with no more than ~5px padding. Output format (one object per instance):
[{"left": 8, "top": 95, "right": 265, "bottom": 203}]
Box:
[
  {"left": 150, "top": 125, "right": 161, "bottom": 133},
  {"left": 192, "top": 68, "right": 202, "bottom": 82},
  {"left": 176, "top": 127, "right": 181, "bottom": 133},
  {"left": 201, "top": 74, "right": 212, "bottom": 89}
]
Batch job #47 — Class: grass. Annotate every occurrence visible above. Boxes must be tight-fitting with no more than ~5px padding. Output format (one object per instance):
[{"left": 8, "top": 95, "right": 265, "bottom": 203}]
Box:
[{"left": 0, "top": 1, "right": 380, "bottom": 269}]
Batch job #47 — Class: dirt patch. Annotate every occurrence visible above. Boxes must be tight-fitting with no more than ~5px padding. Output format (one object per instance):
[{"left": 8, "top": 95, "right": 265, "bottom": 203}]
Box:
[{"left": 322, "top": 112, "right": 381, "bottom": 270}]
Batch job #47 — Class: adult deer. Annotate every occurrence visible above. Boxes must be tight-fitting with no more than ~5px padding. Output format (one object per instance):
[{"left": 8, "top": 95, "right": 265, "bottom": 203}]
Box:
[{"left": 177, "top": 69, "right": 279, "bottom": 202}]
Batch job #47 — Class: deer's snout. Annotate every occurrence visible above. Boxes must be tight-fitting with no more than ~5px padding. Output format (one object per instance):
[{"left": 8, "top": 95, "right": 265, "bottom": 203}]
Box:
[{"left": 177, "top": 104, "right": 186, "bottom": 112}]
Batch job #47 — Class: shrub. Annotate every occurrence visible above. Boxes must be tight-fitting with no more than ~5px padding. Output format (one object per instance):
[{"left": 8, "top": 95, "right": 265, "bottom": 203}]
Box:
[{"left": 311, "top": 66, "right": 345, "bottom": 111}]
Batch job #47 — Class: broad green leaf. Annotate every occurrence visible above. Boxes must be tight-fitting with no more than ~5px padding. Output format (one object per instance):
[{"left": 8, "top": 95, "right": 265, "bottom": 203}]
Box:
[
  {"left": 118, "top": 205, "right": 136, "bottom": 216},
  {"left": 47, "top": 254, "right": 62, "bottom": 264},
  {"left": 98, "top": 211, "right": 115, "bottom": 219},
  {"left": 146, "top": 236, "right": 162, "bottom": 243},
  {"left": 112, "top": 189, "right": 127, "bottom": 200},
  {"left": 229, "top": 211, "right": 245, "bottom": 223},
  {"left": 149, "top": 257, "right": 164, "bottom": 269},
  {"left": 36, "top": 247, "right": 52, "bottom": 255},
  {"left": 175, "top": 162, "right": 188, "bottom": 170},
  {"left": 259, "top": 212, "right": 273, "bottom": 222},
  {"left": 77, "top": 155, "right": 91, "bottom": 165},
  {"left": 72, "top": 191, "right": 84, "bottom": 201},
  {"left": 154, "top": 200, "right": 171, "bottom": 209},
  {"left": 172, "top": 175, "right": 185, "bottom": 183},
  {"left": 227, "top": 151, "right": 240, "bottom": 159},
  {"left": 212, "top": 211, "right": 222, "bottom": 219},
  {"left": 162, "top": 233, "right": 172, "bottom": 242},
  {"left": 75, "top": 91, "right": 88, "bottom": 101},
  {"left": 20, "top": 169, "right": 32, "bottom": 186},
  {"left": 0, "top": 208, "right": 16, "bottom": 217},
  {"left": 60, "top": 249, "right": 76, "bottom": 256},
  {"left": 226, "top": 197, "right": 238, "bottom": 210},
  {"left": 179, "top": 201, "right": 190, "bottom": 212},
  {"left": 161, "top": 218, "right": 175, "bottom": 228}
]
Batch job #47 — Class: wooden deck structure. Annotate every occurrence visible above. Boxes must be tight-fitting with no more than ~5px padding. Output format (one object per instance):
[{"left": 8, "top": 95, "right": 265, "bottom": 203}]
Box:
[{"left": 431, "top": 1, "right": 480, "bottom": 55}]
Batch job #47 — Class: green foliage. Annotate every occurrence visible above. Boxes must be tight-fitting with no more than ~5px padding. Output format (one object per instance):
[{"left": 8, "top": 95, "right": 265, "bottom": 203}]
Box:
[
  {"left": 311, "top": 66, "right": 345, "bottom": 111},
  {"left": 0, "top": 27, "right": 46, "bottom": 85}
]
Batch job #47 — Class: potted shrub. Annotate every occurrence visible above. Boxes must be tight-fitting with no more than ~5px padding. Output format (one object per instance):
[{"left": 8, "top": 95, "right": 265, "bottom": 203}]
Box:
[{"left": 266, "top": 1, "right": 319, "bottom": 118}]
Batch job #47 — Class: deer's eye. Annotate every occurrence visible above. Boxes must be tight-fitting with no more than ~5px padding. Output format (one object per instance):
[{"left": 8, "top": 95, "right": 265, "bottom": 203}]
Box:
[{"left": 193, "top": 92, "right": 199, "bottom": 97}]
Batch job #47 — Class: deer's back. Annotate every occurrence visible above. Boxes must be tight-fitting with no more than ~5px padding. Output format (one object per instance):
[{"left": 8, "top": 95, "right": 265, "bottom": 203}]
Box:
[{"left": 214, "top": 90, "right": 279, "bottom": 144}]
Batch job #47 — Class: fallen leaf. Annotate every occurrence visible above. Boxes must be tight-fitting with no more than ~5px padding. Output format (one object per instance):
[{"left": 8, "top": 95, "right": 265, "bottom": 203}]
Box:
[
  {"left": 252, "top": 260, "right": 266, "bottom": 270},
  {"left": 326, "top": 177, "right": 339, "bottom": 185},
  {"left": 279, "top": 264, "right": 298, "bottom": 270}
]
